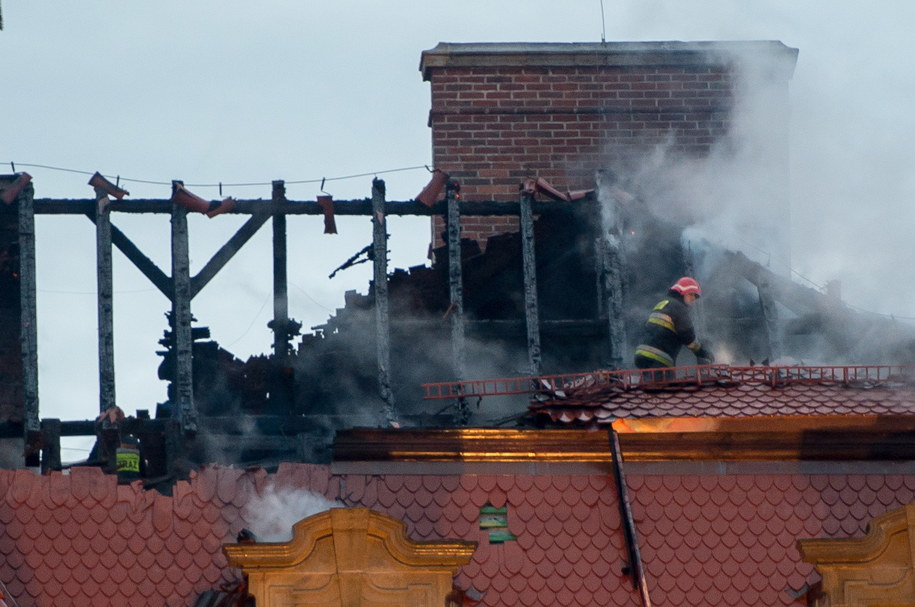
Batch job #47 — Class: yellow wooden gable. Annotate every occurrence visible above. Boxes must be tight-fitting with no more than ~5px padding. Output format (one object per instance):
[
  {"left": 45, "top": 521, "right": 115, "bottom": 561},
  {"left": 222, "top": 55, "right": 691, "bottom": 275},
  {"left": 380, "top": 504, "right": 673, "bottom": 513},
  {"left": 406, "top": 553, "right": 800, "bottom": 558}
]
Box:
[{"left": 224, "top": 508, "right": 476, "bottom": 607}]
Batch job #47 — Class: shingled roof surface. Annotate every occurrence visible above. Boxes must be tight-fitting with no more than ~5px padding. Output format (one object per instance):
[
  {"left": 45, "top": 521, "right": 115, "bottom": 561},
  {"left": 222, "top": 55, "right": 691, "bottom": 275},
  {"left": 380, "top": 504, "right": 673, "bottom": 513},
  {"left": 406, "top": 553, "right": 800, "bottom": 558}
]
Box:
[
  {"left": 0, "top": 464, "right": 339, "bottom": 606},
  {"left": 527, "top": 365, "right": 915, "bottom": 426},
  {"left": 1, "top": 462, "right": 915, "bottom": 606}
]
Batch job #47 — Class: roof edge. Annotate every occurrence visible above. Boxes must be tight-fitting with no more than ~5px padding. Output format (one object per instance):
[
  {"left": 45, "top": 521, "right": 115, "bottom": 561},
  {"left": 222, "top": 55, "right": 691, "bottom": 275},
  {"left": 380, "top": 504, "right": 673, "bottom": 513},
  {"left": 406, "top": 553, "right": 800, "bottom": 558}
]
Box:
[
  {"left": 334, "top": 418, "right": 915, "bottom": 464},
  {"left": 420, "top": 41, "right": 799, "bottom": 80}
]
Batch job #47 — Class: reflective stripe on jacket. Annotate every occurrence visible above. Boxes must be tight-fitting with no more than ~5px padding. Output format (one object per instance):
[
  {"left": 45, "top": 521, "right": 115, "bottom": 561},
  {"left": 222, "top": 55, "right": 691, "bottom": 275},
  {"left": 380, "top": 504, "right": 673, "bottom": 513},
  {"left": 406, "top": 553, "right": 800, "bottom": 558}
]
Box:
[
  {"left": 632, "top": 293, "right": 697, "bottom": 367},
  {"left": 634, "top": 344, "right": 675, "bottom": 367}
]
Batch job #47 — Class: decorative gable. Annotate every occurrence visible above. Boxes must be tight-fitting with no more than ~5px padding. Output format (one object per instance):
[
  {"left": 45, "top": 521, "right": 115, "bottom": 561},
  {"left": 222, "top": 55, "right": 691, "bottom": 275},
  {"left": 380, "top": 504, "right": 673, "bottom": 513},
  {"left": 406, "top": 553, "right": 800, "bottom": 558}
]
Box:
[
  {"left": 223, "top": 507, "right": 476, "bottom": 607},
  {"left": 799, "top": 504, "right": 915, "bottom": 606}
]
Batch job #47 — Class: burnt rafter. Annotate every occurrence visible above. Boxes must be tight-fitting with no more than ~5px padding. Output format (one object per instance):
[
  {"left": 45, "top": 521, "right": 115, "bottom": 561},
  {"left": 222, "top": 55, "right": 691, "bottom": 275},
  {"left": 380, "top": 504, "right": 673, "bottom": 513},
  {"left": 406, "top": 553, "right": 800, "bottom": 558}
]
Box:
[
  {"left": 16, "top": 170, "right": 602, "bottom": 473},
  {"left": 724, "top": 249, "right": 834, "bottom": 317},
  {"left": 43, "top": 194, "right": 582, "bottom": 304},
  {"left": 86, "top": 209, "right": 270, "bottom": 301},
  {"left": 33, "top": 196, "right": 580, "bottom": 216}
]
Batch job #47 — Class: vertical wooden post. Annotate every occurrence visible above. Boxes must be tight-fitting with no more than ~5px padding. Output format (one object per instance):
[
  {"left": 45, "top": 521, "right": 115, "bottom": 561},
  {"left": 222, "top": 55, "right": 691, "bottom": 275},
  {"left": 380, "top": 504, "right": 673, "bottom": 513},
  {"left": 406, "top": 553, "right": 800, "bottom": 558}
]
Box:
[
  {"left": 170, "top": 181, "right": 196, "bottom": 434},
  {"left": 596, "top": 170, "right": 627, "bottom": 368},
  {"left": 519, "top": 191, "right": 542, "bottom": 376},
  {"left": 39, "top": 418, "right": 61, "bottom": 474},
  {"left": 682, "top": 242, "right": 706, "bottom": 340},
  {"left": 270, "top": 181, "right": 293, "bottom": 412},
  {"left": 17, "top": 178, "right": 40, "bottom": 463},
  {"left": 757, "top": 279, "right": 781, "bottom": 361},
  {"left": 372, "top": 178, "right": 397, "bottom": 425},
  {"left": 445, "top": 182, "right": 469, "bottom": 424},
  {"left": 271, "top": 181, "right": 289, "bottom": 366},
  {"left": 164, "top": 418, "right": 187, "bottom": 481},
  {"left": 94, "top": 192, "right": 116, "bottom": 413},
  {"left": 605, "top": 245, "right": 626, "bottom": 368}
]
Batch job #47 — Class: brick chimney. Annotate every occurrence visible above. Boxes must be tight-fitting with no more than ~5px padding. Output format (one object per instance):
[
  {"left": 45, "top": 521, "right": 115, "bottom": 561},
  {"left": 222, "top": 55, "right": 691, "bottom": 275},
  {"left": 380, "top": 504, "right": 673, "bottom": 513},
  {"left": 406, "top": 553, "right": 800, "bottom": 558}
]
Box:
[{"left": 420, "top": 41, "right": 798, "bottom": 250}]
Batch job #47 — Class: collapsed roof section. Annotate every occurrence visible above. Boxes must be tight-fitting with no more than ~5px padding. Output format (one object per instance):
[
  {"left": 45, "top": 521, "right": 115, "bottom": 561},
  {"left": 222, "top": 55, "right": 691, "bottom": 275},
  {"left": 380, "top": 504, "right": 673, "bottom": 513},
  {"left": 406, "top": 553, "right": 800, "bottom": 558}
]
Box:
[{"left": 5, "top": 166, "right": 915, "bottom": 473}]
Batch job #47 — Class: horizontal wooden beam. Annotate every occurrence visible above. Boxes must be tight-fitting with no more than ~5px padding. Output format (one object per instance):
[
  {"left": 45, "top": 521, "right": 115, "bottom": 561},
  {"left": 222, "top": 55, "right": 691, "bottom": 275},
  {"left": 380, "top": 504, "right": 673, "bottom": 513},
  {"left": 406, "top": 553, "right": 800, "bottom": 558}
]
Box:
[{"left": 33, "top": 197, "right": 588, "bottom": 217}]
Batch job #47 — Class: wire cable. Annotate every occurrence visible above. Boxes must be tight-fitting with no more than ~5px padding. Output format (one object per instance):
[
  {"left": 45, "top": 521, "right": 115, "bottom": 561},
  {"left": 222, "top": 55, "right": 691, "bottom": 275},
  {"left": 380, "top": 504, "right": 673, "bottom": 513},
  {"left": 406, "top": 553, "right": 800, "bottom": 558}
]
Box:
[
  {"left": 224, "top": 294, "right": 272, "bottom": 348},
  {"left": 4, "top": 161, "right": 429, "bottom": 190}
]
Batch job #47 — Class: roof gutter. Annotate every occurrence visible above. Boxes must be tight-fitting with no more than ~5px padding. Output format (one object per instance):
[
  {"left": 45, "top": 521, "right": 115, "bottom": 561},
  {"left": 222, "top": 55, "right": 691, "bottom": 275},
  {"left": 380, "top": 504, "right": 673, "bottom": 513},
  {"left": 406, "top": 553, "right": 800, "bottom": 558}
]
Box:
[{"left": 333, "top": 416, "right": 915, "bottom": 465}]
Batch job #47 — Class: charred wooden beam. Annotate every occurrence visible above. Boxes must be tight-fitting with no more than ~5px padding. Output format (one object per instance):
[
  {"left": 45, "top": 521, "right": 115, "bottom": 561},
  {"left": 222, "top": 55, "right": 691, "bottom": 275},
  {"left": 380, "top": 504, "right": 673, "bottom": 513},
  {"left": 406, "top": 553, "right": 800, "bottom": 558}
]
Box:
[
  {"left": 519, "top": 191, "right": 542, "bottom": 376},
  {"left": 271, "top": 181, "right": 290, "bottom": 366},
  {"left": 164, "top": 418, "right": 189, "bottom": 481},
  {"left": 94, "top": 192, "right": 116, "bottom": 413},
  {"left": 269, "top": 181, "right": 293, "bottom": 414},
  {"left": 595, "top": 171, "right": 627, "bottom": 368},
  {"left": 445, "top": 181, "right": 469, "bottom": 424},
  {"left": 90, "top": 208, "right": 271, "bottom": 302},
  {"left": 190, "top": 211, "right": 270, "bottom": 298},
  {"left": 39, "top": 418, "right": 61, "bottom": 474},
  {"left": 18, "top": 180, "right": 39, "bottom": 448},
  {"left": 372, "top": 178, "right": 397, "bottom": 424},
  {"left": 756, "top": 277, "right": 782, "bottom": 360},
  {"left": 683, "top": 241, "right": 707, "bottom": 339},
  {"left": 170, "top": 182, "right": 196, "bottom": 434},
  {"left": 725, "top": 250, "right": 834, "bottom": 317},
  {"left": 34, "top": 197, "right": 590, "bottom": 217},
  {"left": 89, "top": 215, "right": 172, "bottom": 297}
]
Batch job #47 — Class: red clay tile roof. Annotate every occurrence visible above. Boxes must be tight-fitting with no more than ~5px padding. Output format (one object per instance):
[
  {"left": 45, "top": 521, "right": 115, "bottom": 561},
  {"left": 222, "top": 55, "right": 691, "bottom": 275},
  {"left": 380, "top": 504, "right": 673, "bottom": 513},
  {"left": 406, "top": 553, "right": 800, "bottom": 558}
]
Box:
[
  {"left": 343, "top": 470, "right": 915, "bottom": 607},
  {"left": 527, "top": 365, "right": 915, "bottom": 427},
  {"left": 0, "top": 464, "right": 340, "bottom": 606},
  {"left": 2, "top": 460, "right": 915, "bottom": 606}
]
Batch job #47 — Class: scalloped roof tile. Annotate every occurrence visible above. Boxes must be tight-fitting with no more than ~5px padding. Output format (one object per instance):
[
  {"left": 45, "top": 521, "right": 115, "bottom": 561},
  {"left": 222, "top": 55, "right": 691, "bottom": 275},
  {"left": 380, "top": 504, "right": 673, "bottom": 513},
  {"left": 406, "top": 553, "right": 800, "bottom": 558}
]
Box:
[{"left": 1, "top": 461, "right": 915, "bottom": 605}]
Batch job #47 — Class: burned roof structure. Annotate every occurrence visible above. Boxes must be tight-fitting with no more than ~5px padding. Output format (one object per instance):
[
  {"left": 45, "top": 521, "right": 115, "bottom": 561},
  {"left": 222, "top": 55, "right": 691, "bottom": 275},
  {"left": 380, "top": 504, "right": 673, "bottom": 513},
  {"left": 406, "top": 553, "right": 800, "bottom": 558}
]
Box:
[
  {"left": 3, "top": 167, "right": 915, "bottom": 474},
  {"left": 2, "top": 40, "right": 915, "bottom": 473},
  {"left": 1, "top": 40, "right": 915, "bottom": 607}
]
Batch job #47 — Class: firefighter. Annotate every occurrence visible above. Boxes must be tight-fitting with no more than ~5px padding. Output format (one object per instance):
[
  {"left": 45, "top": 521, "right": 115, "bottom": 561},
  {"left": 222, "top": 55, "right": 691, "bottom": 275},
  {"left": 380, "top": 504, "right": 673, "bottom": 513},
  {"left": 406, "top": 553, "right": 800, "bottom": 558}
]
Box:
[{"left": 633, "top": 277, "right": 715, "bottom": 369}]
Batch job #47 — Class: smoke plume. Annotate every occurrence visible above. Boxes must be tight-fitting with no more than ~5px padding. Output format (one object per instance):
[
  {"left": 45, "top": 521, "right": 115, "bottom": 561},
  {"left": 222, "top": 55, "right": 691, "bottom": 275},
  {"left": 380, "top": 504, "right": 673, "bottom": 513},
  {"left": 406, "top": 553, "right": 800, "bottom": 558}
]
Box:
[{"left": 242, "top": 485, "right": 341, "bottom": 542}]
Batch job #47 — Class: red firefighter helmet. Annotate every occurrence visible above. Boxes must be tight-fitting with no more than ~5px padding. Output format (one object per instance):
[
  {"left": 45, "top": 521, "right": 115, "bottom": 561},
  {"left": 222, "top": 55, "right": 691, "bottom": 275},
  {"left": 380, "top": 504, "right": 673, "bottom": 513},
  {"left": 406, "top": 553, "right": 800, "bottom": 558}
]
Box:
[{"left": 670, "top": 276, "right": 701, "bottom": 297}]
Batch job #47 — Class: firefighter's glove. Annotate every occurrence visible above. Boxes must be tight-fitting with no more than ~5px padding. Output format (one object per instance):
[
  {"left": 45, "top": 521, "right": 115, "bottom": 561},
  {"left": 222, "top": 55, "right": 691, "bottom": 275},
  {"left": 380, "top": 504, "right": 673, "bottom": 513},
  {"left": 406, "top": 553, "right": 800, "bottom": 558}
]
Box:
[{"left": 696, "top": 345, "right": 715, "bottom": 365}]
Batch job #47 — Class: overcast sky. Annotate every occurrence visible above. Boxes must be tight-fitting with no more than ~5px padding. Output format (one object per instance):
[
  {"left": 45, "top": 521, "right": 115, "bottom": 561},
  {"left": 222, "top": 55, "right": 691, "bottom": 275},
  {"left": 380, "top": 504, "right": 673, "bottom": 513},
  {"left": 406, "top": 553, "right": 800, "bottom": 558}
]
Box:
[{"left": 3, "top": 1, "right": 915, "bottom": 459}]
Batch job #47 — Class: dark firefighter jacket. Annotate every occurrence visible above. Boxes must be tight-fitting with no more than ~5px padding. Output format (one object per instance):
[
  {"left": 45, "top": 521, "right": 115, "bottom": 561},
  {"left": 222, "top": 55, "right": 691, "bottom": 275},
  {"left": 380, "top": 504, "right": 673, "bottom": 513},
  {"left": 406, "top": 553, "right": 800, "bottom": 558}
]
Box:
[{"left": 634, "top": 292, "right": 703, "bottom": 368}]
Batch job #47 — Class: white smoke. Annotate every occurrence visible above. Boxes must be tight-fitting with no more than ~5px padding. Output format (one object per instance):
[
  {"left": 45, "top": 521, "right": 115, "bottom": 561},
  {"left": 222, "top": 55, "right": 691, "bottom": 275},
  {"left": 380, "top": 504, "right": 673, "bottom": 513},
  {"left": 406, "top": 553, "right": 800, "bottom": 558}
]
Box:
[
  {"left": 621, "top": 47, "right": 796, "bottom": 279},
  {"left": 242, "top": 485, "right": 342, "bottom": 542}
]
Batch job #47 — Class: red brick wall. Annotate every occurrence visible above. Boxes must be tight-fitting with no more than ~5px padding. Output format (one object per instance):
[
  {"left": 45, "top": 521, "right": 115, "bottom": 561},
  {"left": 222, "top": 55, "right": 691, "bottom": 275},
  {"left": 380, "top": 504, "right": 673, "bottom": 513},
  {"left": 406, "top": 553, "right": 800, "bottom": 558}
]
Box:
[
  {"left": 428, "top": 65, "right": 732, "bottom": 196},
  {"left": 420, "top": 42, "right": 796, "bottom": 249}
]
